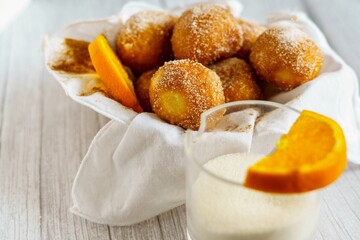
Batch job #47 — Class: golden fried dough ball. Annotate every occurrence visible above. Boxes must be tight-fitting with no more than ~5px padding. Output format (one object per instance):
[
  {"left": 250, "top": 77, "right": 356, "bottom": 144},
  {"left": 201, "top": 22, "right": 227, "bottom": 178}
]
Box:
[
  {"left": 257, "top": 81, "right": 282, "bottom": 100},
  {"left": 249, "top": 27, "right": 324, "bottom": 91},
  {"left": 117, "top": 11, "right": 176, "bottom": 74},
  {"left": 236, "top": 19, "right": 266, "bottom": 60},
  {"left": 149, "top": 59, "right": 225, "bottom": 130},
  {"left": 135, "top": 69, "right": 157, "bottom": 112},
  {"left": 210, "top": 58, "right": 262, "bottom": 102},
  {"left": 171, "top": 4, "right": 243, "bottom": 65}
]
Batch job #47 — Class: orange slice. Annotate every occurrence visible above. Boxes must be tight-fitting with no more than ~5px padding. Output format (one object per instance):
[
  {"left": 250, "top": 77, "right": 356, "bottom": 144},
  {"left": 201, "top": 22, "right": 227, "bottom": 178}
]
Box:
[
  {"left": 245, "top": 110, "right": 347, "bottom": 193},
  {"left": 88, "top": 34, "right": 142, "bottom": 113}
]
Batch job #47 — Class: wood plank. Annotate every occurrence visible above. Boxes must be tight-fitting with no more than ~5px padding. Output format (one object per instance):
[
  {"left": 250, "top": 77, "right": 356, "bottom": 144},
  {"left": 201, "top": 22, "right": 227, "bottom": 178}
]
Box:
[
  {"left": 36, "top": 0, "right": 123, "bottom": 239},
  {"left": 109, "top": 218, "right": 164, "bottom": 240},
  {"left": 0, "top": 30, "right": 9, "bottom": 237},
  {"left": 41, "top": 69, "right": 110, "bottom": 240},
  {"left": 26, "top": 0, "right": 110, "bottom": 239},
  {"left": 316, "top": 164, "right": 360, "bottom": 240},
  {"left": 0, "top": 18, "right": 12, "bottom": 139},
  {"left": 1, "top": 0, "right": 358, "bottom": 240},
  {"left": 302, "top": 1, "right": 360, "bottom": 239},
  {"left": 0, "top": 5, "right": 41, "bottom": 240},
  {"left": 35, "top": 0, "right": 168, "bottom": 239},
  {"left": 157, "top": 206, "right": 186, "bottom": 240},
  {"left": 303, "top": 0, "right": 360, "bottom": 82}
]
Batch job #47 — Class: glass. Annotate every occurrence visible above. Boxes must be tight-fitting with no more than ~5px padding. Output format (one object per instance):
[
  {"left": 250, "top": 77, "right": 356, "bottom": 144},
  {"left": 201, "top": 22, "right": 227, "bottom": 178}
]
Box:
[{"left": 185, "top": 100, "right": 321, "bottom": 240}]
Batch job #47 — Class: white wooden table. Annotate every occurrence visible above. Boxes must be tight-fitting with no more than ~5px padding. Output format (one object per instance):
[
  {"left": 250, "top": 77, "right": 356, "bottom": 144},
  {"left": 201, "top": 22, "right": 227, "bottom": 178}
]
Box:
[{"left": 0, "top": 0, "right": 359, "bottom": 239}]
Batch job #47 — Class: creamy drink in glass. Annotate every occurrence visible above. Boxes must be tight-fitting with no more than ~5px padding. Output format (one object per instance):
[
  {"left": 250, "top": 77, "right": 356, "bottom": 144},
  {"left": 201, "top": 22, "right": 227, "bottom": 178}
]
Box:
[{"left": 185, "top": 101, "right": 321, "bottom": 240}]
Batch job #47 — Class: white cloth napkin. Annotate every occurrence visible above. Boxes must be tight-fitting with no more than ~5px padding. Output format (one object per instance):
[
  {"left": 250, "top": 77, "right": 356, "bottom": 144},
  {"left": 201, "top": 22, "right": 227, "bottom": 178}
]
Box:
[
  {"left": 71, "top": 113, "right": 186, "bottom": 225},
  {"left": 71, "top": 109, "right": 262, "bottom": 225},
  {"left": 44, "top": 1, "right": 360, "bottom": 226},
  {"left": 70, "top": 12, "right": 360, "bottom": 226}
]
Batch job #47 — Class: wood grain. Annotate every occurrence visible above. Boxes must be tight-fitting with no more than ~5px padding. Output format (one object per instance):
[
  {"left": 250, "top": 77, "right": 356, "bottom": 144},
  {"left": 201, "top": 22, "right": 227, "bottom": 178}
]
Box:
[
  {"left": 157, "top": 206, "right": 187, "bottom": 240},
  {"left": 302, "top": 1, "right": 360, "bottom": 239},
  {"left": 0, "top": 4, "right": 42, "bottom": 239},
  {"left": 0, "top": 0, "right": 359, "bottom": 240},
  {"left": 109, "top": 218, "right": 163, "bottom": 240},
  {"left": 303, "top": 0, "right": 360, "bottom": 83},
  {"left": 37, "top": 1, "right": 114, "bottom": 239}
]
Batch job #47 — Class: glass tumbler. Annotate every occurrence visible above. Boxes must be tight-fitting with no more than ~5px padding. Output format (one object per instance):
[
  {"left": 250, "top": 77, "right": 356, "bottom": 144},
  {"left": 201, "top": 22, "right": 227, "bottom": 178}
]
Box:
[{"left": 184, "top": 100, "right": 321, "bottom": 240}]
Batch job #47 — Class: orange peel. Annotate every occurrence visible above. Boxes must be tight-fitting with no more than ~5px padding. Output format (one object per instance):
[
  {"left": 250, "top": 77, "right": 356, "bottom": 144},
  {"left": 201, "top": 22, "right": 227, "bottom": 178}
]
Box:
[
  {"left": 88, "top": 34, "right": 142, "bottom": 113},
  {"left": 245, "top": 110, "right": 347, "bottom": 193}
]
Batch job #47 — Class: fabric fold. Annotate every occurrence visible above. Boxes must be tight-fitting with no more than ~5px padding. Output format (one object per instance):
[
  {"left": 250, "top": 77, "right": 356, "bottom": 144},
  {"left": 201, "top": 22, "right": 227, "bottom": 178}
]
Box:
[{"left": 67, "top": 4, "right": 360, "bottom": 226}]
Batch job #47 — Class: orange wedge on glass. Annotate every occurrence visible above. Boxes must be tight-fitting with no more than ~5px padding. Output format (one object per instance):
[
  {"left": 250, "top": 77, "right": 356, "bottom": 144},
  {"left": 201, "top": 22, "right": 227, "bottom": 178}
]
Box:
[
  {"left": 88, "top": 34, "right": 142, "bottom": 113},
  {"left": 245, "top": 110, "right": 347, "bottom": 193}
]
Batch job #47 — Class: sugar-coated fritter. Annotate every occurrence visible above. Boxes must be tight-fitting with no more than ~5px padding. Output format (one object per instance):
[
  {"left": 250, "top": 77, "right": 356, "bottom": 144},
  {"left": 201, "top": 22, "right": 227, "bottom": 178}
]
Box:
[
  {"left": 117, "top": 11, "right": 176, "bottom": 74},
  {"left": 250, "top": 27, "right": 324, "bottom": 91},
  {"left": 210, "top": 57, "right": 262, "bottom": 102},
  {"left": 171, "top": 4, "right": 243, "bottom": 65},
  {"left": 236, "top": 19, "right": 266, "bottom": 60},
  {"left": 135, "top": 69, "right": 157, "bottom": 112},
  {"left": 149, "top": 59, "right": 225, "bottom": 130}
]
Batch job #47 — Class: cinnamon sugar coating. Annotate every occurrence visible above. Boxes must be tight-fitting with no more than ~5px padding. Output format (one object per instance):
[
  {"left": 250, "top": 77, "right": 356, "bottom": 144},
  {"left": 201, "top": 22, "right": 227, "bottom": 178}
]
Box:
[
  {"left": 117, "top": 11, "right": 176, "bottom": 74},
  {"left": 171, "top": 4, "right": 243, "bottom": 65},
  {"left": 236, "top": 19, "right": 266, "bottom": 60},
  {"left": 135, "top": 69, "right": 157, "bottom": 112},
  {"left": 149, "top": 59, "right": 225, "bottom": 130},
  {"left": 210, "top": 58, "right": 262, "bottom": 102},
  {"left": 250, "top": 27, "right": 324, "bottom": 91}
]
